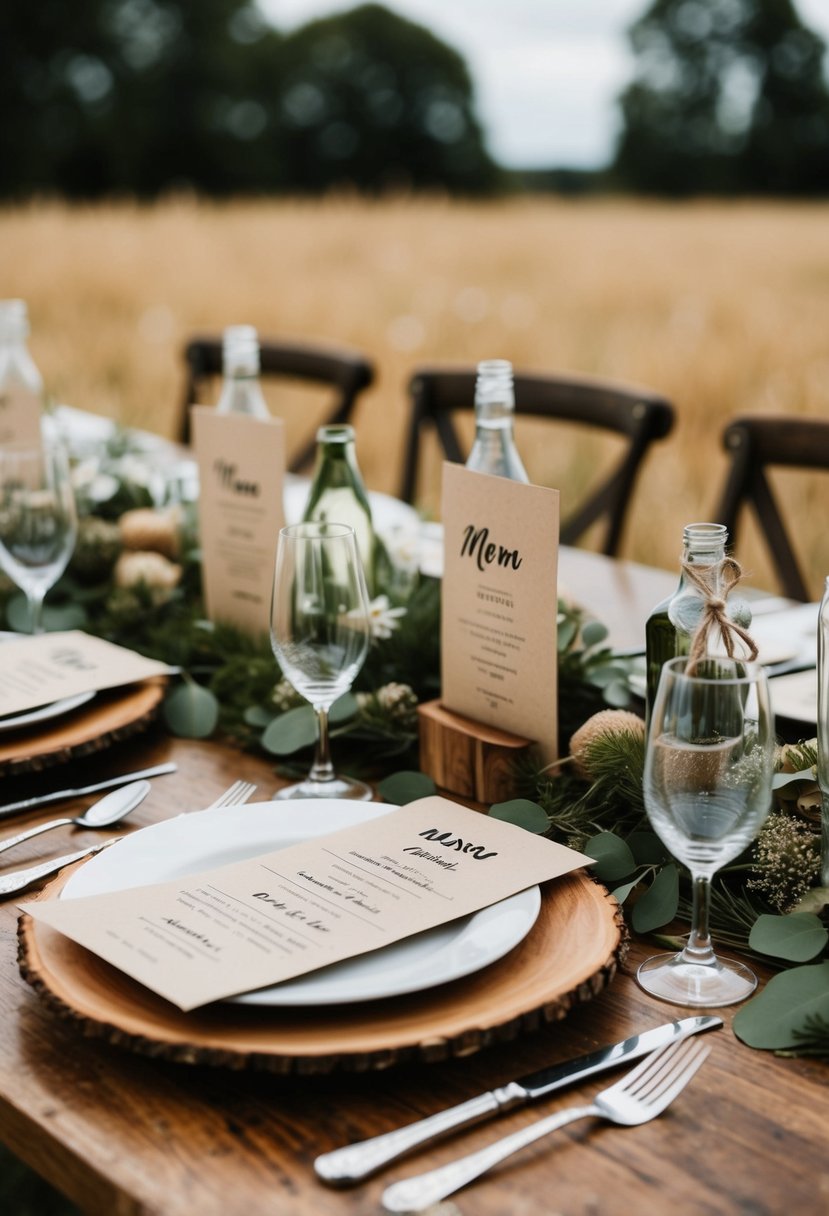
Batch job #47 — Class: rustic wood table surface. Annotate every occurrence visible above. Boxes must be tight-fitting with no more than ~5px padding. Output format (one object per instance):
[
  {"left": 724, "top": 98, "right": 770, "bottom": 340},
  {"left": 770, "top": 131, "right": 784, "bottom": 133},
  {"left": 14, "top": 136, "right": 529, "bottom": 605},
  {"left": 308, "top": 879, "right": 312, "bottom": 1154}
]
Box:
[
  {"left": 3, "top": 736, "right": 828, "bottom": 1216},
  {"left": 0, "top": 553, "right": 826, "bottom": 1216}
]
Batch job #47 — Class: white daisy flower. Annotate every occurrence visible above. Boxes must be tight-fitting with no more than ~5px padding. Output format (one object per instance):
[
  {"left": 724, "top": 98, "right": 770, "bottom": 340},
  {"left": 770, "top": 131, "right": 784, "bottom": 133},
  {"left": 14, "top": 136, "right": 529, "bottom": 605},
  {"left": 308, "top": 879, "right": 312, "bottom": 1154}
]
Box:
[{"left": 367, "top": 595, "right": 407, "bottom": 640}]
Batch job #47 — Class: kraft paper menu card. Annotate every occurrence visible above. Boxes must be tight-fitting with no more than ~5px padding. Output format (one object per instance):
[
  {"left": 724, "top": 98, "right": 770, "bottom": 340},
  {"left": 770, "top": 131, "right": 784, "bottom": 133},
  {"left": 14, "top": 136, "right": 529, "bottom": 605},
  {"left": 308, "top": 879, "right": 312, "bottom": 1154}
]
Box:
[
  {"left": 441, "top": 463, "right": 560, "bottom": 765},
  {"left": 23, "top": 795, "right": 591, "bottom": 1011},
  {"left": 0, "top": 631, "right": 170, "bottom": 718},
  {"left": 191, "top": 406, "right": 285, "bottom": 636}
]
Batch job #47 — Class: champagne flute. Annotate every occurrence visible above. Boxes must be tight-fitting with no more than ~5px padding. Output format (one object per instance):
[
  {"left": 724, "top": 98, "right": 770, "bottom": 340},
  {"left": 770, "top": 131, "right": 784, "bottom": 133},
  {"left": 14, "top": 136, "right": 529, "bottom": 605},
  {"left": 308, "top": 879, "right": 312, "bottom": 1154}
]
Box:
[
  {"left": 0, "top": 441, "right": 78, "bottom": 634},
  {"left": 638, "top": 655, "right": 774, "bottom": 1007},
  {"left": 270, "top": 521, "right": 372, "bottom": 801}
]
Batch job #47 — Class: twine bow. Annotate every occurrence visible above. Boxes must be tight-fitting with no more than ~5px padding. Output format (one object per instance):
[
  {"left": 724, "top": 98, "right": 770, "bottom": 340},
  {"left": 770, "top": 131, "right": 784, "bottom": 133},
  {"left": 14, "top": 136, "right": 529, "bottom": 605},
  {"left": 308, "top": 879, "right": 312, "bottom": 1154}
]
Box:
[{"left": 682, "top": 556, "right": 759, "bottom": 673}]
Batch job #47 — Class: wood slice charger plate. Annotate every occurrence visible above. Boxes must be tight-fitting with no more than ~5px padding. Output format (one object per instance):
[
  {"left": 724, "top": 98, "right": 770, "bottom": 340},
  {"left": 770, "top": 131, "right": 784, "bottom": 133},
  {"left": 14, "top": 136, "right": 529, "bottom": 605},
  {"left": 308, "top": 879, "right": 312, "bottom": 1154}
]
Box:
[
  {"left": 18, "top": 867, "right": 625, "bottom": 1075},
  {"left": 0, "top": 678, "right": 167, "bottom": 775}
]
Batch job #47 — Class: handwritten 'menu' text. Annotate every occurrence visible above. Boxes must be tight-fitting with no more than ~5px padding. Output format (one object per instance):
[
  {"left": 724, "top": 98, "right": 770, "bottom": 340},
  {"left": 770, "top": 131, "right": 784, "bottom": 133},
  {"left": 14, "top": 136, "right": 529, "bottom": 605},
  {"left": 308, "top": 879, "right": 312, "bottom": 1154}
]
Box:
[
  {"left": 460, "top": 525, "right": 522, "bottom": 573},
  {"left": 404, "top": 827, "right": 499, "bottom": 861}
]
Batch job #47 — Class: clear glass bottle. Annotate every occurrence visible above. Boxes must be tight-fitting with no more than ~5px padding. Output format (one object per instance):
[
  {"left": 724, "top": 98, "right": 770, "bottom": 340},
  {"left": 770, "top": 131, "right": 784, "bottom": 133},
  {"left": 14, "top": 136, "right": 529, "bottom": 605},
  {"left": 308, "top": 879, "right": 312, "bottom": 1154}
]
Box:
[
  {"left": 465, "top": 359, "right": 529, "bottom": 482},
  {"left": 0, "top": 299, "right": 44, "bottom": 445},
  {"left": 216, "top": 325, "right": 269, "bottom": 418},
  {"left": 816, "top": 577, "right": 829, "bottom": 885},
  {"left": 302, "top": 424, "right": 381, "bottom": 596},
  {"left": 644, "top": 522, "right": 751, "bottom": 717}
]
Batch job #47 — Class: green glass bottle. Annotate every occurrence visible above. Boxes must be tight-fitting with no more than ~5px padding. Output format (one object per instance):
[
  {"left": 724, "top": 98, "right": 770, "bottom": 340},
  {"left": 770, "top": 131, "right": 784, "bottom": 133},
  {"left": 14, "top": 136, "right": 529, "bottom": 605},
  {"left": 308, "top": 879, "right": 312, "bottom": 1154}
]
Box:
[
  {"left": 644, "top": 522, "right": 750, "bottom": 718},
  {"left": 302, "top": 424, "right": 382, "bottom": 596}
]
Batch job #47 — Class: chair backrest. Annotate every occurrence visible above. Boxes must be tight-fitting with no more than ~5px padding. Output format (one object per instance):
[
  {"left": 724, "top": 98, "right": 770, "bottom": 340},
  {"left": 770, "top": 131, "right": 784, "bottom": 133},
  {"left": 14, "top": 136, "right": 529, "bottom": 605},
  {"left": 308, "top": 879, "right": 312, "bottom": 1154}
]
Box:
[
  {"left": 716, "top": 414, "right": 829, "bottom": 601},
  {"left": 400, "top": 367, "right": 674, "bottom": 556},
  {"left": 180, "top": 335, "right": 375, "bottom": 472}
]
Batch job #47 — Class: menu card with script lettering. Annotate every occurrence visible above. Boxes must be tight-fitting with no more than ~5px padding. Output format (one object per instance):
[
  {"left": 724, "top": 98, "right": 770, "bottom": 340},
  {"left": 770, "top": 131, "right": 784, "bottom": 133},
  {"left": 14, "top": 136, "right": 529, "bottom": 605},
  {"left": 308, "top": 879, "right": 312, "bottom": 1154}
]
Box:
[
  {"left": 441, "top": 463, "right": 560, "bottom": 766},
  {"left": 192, "top": 406, "right": 285, "bottom": 636},
  {"left": 23, "top": 795, "right": 591, "bottom": 1011},
  {"left": 0, "top": 631, "right": 171, "bottom": 718}
]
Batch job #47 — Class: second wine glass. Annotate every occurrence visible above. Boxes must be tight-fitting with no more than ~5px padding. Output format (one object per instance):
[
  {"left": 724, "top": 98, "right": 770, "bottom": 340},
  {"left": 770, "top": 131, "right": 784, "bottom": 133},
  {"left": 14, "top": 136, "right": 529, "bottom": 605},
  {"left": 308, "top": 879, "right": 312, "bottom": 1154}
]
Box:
[
  {"left": 0, "top": 440, "right": 77, "bottom": 634},
  {"left": 638, "top": 654, "right": 775, "bottom": 1007},
  {"left": 270, "top": 521, "right": 372, "bottom": 801}
]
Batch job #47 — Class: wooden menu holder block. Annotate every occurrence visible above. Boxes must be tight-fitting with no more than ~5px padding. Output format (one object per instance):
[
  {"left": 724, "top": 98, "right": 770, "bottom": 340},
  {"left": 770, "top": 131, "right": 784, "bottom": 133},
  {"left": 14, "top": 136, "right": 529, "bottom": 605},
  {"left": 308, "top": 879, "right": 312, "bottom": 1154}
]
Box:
[{"left": 417, "top": 699, "right": 535, "bottom": 810}]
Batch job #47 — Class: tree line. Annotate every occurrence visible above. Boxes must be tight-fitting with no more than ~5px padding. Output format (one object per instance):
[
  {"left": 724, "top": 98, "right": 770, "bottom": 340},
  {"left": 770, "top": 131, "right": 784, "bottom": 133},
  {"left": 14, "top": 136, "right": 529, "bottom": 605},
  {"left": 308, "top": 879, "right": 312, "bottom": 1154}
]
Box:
[{"left": 1, "top": 0, "right": 827, "bottom": 200}]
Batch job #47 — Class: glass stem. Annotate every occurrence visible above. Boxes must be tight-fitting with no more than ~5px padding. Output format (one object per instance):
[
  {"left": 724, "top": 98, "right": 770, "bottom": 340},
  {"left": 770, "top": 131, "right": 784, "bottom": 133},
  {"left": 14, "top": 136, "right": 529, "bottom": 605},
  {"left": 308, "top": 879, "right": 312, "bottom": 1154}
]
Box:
[
  {"left": 28, "top": 589, "right": 45, "bottom": 635},
  {"left": 680, "top": 871, "right": 717, "bottom": 967},
  {"left": 821, "top": 795, "right": 829, "bottom": 887},
  {"left": 309, "top": 706, "right": 335, "bottom": 784}
]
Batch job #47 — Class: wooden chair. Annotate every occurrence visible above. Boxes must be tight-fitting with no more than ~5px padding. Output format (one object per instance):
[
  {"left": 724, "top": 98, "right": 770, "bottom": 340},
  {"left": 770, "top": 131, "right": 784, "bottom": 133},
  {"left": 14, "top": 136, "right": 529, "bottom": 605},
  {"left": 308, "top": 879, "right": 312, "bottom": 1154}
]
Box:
[
  {"left": 716, "top": 414, "right": 829, "bottom": 601},
  {"left": 179, "top": 335, "right": 375, "bottom": 472},
  {"left": 400, "top": 367, "right": 675, "bottom": 556}
]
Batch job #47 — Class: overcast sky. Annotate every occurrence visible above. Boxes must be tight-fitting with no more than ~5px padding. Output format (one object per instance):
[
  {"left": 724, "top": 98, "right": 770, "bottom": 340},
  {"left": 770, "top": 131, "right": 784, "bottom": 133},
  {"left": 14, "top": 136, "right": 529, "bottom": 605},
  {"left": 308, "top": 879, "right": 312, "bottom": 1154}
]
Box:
[{"left": 260, "top": 0, "right": 829, "bottom": 168}]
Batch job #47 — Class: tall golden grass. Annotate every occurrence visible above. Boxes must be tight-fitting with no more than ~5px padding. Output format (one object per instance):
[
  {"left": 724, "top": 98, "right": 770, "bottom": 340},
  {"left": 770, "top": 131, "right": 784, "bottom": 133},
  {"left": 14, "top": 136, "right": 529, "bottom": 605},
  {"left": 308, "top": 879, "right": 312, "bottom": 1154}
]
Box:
[{"left": 4, "top": 195, "right": 829, "bottom": 594}]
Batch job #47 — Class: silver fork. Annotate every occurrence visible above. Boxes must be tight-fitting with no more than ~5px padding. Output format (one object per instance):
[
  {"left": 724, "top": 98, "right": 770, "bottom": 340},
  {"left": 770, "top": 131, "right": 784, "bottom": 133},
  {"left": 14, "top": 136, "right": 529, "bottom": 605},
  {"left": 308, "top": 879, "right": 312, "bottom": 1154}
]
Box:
[
  {"left": 381, "top": 1036, "right": 710, "bottom": 1213},
  {"left": 206, "top": 780, "right": 257, "bottom": 810}
]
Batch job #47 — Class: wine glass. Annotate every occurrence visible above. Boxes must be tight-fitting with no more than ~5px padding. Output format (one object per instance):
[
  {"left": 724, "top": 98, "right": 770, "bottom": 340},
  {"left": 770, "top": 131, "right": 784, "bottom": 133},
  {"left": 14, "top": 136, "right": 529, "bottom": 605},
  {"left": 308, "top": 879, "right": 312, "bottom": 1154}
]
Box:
[
  {"left": 0, "top": 441, "right": 78, "bottom": 634},
  {"left": 638, "top": 655, "right": 775, "bottom": 1007},
  {"left": 270, "top": 521, "right": 372, "bottom": 801}
]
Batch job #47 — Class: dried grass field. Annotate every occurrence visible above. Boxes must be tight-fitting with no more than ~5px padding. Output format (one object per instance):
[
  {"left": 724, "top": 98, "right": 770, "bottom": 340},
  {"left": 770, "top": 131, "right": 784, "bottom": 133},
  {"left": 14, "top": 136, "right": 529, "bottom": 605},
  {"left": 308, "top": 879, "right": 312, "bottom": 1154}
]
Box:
[{"left": 5, "top": 195, "right": 829, "bottom": 594}]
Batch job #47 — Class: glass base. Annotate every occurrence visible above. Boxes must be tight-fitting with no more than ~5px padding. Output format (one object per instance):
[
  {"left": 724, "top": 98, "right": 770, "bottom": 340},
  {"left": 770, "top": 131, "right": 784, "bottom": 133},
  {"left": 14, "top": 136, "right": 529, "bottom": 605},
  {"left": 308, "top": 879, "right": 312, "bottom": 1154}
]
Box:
[
  {"left": 636, "top": 950, "right": 758, "bottom": 1008},
  {"left": 273, "top": 775, "right": 374, "bottom": 801}
]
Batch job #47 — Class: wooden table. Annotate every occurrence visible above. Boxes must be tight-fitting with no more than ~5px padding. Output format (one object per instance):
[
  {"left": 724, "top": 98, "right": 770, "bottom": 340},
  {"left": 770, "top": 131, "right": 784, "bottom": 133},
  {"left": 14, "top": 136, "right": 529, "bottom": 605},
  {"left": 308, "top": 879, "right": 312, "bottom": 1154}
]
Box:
[{"left": 1, "top": 728, "right": 828, "bottom": 1216}]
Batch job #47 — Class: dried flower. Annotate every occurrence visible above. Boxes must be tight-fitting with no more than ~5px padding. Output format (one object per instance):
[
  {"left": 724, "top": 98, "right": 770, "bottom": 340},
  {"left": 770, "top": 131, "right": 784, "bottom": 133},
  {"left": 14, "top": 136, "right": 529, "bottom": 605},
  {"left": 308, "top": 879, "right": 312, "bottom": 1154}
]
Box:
[
  {"left": 271, "top": 678, "right": 303, "bottom": 713},
  {"left": 357, "top": 683, "right": 418, "bottom": 731},
  {"left": 119, "top": 507, "right": 181, "bottom": 559},
  {"left": 569, "top": 709, "right": 646, "bottom": 781},
  {"left": 114, "top": 550, "right": 181, "bottom": 593},
  {"left": 747, "top": 812, "right": 821, "bottom": 912}
]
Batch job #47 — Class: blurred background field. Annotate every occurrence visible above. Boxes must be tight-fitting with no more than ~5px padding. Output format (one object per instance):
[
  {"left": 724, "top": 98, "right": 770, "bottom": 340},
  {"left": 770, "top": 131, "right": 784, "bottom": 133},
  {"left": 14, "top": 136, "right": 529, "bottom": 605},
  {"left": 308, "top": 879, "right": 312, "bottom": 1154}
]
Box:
[{"left": 4, "top": 193, "right": 829, "bottom": 594}]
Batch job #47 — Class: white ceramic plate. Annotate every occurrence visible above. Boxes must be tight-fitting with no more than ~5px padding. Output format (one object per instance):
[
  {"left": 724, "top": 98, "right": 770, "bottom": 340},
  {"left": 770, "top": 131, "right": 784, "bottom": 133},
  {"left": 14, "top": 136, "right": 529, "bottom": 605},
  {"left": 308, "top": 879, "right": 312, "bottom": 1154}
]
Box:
[
  {"left": 61, "top": 799, "right": 541, "bottom": 1007},
  {"left": 0, "top": 690, "right": 96, "bottom": 734}
]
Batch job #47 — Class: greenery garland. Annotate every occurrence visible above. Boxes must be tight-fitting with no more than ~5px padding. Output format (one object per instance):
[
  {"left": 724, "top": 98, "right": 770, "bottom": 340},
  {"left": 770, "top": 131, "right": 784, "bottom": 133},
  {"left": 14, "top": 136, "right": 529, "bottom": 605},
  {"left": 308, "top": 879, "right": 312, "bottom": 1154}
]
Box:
[{"left": 2, "top": 442, "right": 827, "bottom": 1059}]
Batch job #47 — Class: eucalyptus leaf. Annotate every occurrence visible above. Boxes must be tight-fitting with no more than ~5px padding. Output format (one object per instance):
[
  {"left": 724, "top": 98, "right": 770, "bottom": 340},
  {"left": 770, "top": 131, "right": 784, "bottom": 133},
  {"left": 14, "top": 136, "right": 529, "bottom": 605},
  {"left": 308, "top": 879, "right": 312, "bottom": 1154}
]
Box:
[
  {"left": 163, "top": 682, "right": 220, "bottom": 739},
  {"left": 585, "top": 832, "right": 636, "bottom": 881},
  {"left": 261, "top": 706, "right": 317, "bottom": 755},
  {"left": 603, "top": 679, "right": 631, "bottom": 708},
  {"left": 628, "top": 831, "right": 667, "bottom": 866},
  {"left": 557, "top": 617, "right": 579, "bottom": 650},
  {"left": 772, "top": 767, "right": 817, "bottom": 790},
  {"left": 377, "top": 770, "right": 437, "bottom": 805},
  {"left": 580, "top": 619, "right": 609, "bottom": 648},
  {"left": 611, "top": 875, "right": 642, "bottom": 905},
  {"left": 244, "top": 706, "right": 276, "bottom": 728},
  {"left": 488, "top": 799, "right": 549, "bottom": 834},
  {"left": 632, "top": 863, "right": 679, "bottom": 933},
  {"left": 748, "top": 913, "right": 829, "bottom": 963},
  {"left": 42, "top": 602, "right": 90, "bottom": 630},
  {"left": 733, "top": 962, "right": 829, "bottom": 1049},
  {"left": 330, "top": 692, "right": 359, "bottom": 724}
]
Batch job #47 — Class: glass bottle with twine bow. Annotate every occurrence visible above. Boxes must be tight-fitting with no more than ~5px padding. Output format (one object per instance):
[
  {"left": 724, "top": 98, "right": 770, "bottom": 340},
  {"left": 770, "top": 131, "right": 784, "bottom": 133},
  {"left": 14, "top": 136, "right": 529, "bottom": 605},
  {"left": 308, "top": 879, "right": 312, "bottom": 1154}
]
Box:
[{"left": 645, "top": 523, "right": 753, "bottom": 715}]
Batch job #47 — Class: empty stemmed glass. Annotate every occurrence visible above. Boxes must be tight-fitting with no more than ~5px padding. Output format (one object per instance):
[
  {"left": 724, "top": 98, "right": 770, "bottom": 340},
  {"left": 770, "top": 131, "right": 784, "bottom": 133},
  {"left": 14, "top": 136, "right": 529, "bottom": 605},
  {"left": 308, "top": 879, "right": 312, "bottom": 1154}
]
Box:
[
  {"left": 0, "top": 440, "right": 78, "bottom": 634},
  {"left": 638, "top": 655, "right": 775, "bottom": 1007},
  {"left": 270, "top": 521, "right": 372, "bottom": 801}
]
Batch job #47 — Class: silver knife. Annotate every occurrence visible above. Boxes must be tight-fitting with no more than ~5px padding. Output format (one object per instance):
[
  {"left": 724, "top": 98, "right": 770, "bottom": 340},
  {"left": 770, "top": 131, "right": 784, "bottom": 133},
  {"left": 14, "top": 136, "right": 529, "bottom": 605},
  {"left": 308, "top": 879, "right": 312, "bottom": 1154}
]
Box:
[
  {"left": 314, "top": 1015, "right": 722, "bottom": 1186},
  {"left": 0, "top": 763, "right": 177, "bottom": 819},
  {"left": 0, "top": 837, "right": 120, "bottom": 897}
]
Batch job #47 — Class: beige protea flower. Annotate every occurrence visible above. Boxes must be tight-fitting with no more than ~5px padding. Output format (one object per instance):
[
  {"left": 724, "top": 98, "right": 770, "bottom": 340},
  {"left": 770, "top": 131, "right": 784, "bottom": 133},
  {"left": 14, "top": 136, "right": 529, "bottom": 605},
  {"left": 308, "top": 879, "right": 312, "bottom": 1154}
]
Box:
[
  {"left": 569, "top": 709, "right": 646, "bottom": 781},
  {"left": 114, "top": 550, "right": 182, "bottom": 592},
  {"left": 119, "top": 507, "right": 181, "bottom": 559}
]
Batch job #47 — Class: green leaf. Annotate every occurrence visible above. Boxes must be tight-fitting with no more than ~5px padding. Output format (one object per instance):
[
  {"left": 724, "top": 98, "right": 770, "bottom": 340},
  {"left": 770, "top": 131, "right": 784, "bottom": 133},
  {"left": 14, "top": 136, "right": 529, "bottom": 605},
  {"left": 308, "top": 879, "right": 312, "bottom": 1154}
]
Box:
[
  {"left": 772, "top": 767, "right": 817, "bottom": 790},
  {"left": 42, "top": 602, "right": 89, "bottom": 630},
  {"left": 557, "top": 617, "right": 578, "bottom": 650},
  {"left": 585, "top": 831, "right": 636, "bottom": 881},
  {"left": 603, "top": 679, "right": 631, "bottom": 708},
  {"left": 488, "top": 799, "right": 550, "bottom": 833},
  {"left": 581, "top": 619, "right": 608, "bottom": 648},
  {"left": 733, "top": 963, "right": 829, "bottom": 1049},
  {"left": 244, "top": 706, "right": 275, "bottom": 727},
  {"left": 628, "top": 831, "right": 667, "bottom": 866},
  {"left": 261, "top": 706, "right": 317, "bottom": 755},
  {"left": 748, "top": 913, "right": 829, "bottom": 963},
  {"left": 377, "top": 770, "right": 437, "bottom": 805},
  {"left": 611, "top": 875, "right": 642, "bottom": 905},
  {"left": 791, "top": 887, "right": 829, "bottom": 916},
  {"left": 162, "top": 682, "right": 220, "bottom": 739},
  {"left": 632, "top": 863, "right": 679, "bottom": 933},
  {"left": 330, "top": 692, "right": 359, "bottom": 724}
]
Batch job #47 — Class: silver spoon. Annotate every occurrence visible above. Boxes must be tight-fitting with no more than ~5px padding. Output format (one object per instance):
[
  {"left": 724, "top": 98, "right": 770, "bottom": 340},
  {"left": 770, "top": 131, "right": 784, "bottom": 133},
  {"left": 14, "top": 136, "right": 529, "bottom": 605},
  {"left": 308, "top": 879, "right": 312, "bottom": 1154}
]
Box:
[{"left": 0, "top": 780, "right": 151, "bottom": 859}]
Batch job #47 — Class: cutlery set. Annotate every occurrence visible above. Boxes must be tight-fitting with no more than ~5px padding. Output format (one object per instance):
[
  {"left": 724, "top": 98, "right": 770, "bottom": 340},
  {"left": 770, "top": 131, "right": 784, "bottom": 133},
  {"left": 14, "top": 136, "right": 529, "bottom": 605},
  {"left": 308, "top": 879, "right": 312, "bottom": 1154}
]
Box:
[
  {"left": 0, "top": 768, "right": 257, "bottom": 896},
  {"left": 316, "top": 1017, "right": 721, "bottom": 1211}
]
